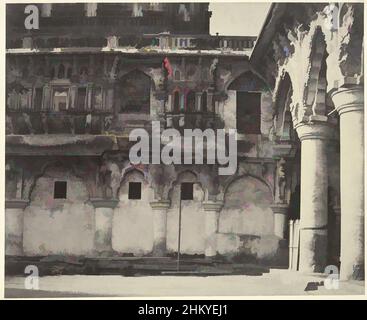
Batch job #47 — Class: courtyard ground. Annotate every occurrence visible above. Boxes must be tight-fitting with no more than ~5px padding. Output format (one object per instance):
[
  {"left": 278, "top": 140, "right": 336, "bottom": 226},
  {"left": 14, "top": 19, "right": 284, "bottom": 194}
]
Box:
[{"left": 4, "top": 269, "right": 365, "bottom": 298}]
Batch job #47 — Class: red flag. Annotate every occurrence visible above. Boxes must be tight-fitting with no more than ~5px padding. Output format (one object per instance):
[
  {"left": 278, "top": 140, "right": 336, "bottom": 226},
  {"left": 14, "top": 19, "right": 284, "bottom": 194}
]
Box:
[{"left": 163, "top": 57, "right": 173, "bottom": 76}]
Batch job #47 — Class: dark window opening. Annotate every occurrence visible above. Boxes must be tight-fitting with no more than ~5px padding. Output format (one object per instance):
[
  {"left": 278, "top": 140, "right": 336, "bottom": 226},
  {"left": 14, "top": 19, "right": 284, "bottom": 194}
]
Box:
[
  {"left": 34, "top": 87, "right": 43, "bottom": 111},
  {"left": 58, "top": 64, "right": 65, "bottom": 79},
  {"left": 174, "top": 70, "right": 181, "bottom": 81},
  {"left": 201, "top": 91, "right": 207, "bottom": 112},
  {"left": 173, "top": 91, "right": 180, "bottom": 113},
  {"left": 236, "top": 92, "right": 261, "bottom": 134},
  {"left": 181, "top": 182, "right": 194, "bottom": 200},
  {"left": 77, "top": 87, "right": 87, "bottom": 110},
  {"left": 186, "top": 91, "right": 195, "bottom": 112},
  {"left": 128, "top": 182, "right": 142, "bottom": 200},
  {"left": 54, "top": 181, "right": 67, "bottom": 199},
  {"left": 67, "top": 67, "right": 72, "bottom": 79}
]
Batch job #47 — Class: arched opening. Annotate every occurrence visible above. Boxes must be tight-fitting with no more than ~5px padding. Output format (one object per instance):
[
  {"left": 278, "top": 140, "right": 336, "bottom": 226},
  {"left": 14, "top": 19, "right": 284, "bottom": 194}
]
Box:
[
  {"left": 186, "top": 90, "right": 195, "bottom": 112},
  {"left": 117, "top": 70, "right": 151, "bottom": 113},
  {"left": 167, "top": 171, "right": 205, "bottom": 256},
  {"left": 219, "top": 175, "right": 274, "bottom": 261},
  {"left": 274, "top": 72, "right": 296, "bottom": 142},
  {"left": 305, "top": 27, "right": 329, "bottom": 118},
  {"left": 24, "top": 164, "right": 94, "bottom": 255},
  {"left": 114, "top": 169, "right": 153, "bottom": 255},
  {"left": 228, "top": 71, "right": 266, "bottom": 134}
]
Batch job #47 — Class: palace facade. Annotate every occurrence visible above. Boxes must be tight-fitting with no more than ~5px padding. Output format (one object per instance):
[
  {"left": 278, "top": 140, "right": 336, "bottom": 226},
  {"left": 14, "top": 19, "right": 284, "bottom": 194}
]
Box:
[{"left": 5, "top": 3, "right": 364, "bottom": 280}]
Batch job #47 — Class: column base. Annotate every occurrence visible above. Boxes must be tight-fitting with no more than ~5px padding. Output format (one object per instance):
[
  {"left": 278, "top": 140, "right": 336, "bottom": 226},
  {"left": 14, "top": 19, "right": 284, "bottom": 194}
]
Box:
[{"left": 299, "top": 228, "right": 327, "bottom": 274}]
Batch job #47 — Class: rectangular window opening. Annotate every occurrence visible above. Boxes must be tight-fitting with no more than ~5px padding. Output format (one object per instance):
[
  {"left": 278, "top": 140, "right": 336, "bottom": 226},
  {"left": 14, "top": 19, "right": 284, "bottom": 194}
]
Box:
[
  {"left": 77, "top": 87, "right": 87, "bottom": 110},
  {"left": 54, "top": 181, "right": 67, "bottom": 199},
  {"left": 181, "top": 182, "right": 194, "bottom": 200},
  {"left": 128, "top": 182, "right": 142, "bottom": 200},
  {"left": 236, "top": 91, "right": 261, "bottom": 134},
  {"left": 34, "top": 87, "right": 43, "bottom": 111}
]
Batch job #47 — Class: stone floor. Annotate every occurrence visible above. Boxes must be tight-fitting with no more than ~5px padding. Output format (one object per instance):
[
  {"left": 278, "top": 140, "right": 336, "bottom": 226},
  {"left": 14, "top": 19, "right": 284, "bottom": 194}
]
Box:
[{"left": 5, "top": 269, "right": 365, "bottom": 298}]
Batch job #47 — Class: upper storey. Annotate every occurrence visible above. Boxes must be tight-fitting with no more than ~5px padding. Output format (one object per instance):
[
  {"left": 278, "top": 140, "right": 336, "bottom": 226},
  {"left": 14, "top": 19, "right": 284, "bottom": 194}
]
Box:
[
  {"left": 7, "top": 3, "right": 211, "bottom": 36},
  {"left": 6, "top": 3, "right": 256, "bottom": 53}
]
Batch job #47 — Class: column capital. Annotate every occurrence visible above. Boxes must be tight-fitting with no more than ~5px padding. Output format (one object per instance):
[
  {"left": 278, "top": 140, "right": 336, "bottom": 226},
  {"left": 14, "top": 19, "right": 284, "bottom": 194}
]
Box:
[
  {"left": 150, "top": 200, "right": 171, "bottom": 210},
  {"left": 5, "top": 199, "right": 29, "bottom": 209},
  {"left": 90, "top": 198, "right": 119, "bottom": 209},
  {"left": 270, "top": 203, "right": 288, "bottom": 215},
  {"left": 331, "top": 86, "right": 364, "bottom": 115},
  {"left": 203, "top": 201, "right": 224, "bottom": 212},
  {"left": 272, "top": 143, "right": 297, "bottom": 159},
  {"left": 295, "top": 122, "right": 335, "bottom": 141}
]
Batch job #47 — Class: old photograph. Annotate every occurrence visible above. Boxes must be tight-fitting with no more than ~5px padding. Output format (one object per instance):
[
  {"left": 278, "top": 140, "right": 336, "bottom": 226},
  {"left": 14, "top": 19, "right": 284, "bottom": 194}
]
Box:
[{"left": 3, "top": 1, "right": 365, "bottom": 298}]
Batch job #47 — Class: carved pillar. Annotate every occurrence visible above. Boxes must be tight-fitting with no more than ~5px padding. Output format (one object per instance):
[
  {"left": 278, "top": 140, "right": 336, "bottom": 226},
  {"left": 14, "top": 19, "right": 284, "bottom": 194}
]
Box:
[
  {"left": 203, "top": 201, "right": 223, "bottom": 257},
  {"left": 90, "top": 198, "right": 118, "bottom": 255},
  {"left": 295, "top": 122, "right": 334, "bottom": 273},
  {"left": 331, "top": 86, "right": 364, "bottom": 280},
  {"left": 271, "top": 145, "right": 296, "bottom": 240},
  {"left": 5, "top": 200, "right": 29, "bottom": 256},
  {"left": 150, "top": 200, "right": 170, "bottom": 256}
]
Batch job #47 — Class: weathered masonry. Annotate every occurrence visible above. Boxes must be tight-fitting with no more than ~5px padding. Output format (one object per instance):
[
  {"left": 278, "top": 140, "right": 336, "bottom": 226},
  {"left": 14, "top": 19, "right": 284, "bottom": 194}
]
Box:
[{"left": 5, "top": 3, "right": 364, "bottom": 280}]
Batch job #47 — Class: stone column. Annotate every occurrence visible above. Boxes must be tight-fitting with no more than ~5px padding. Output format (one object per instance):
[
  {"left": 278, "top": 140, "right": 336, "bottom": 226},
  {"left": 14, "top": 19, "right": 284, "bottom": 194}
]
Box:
[
  {"left": 295, "top": 122, "right": 334, "bottom": 273},
  {"left": 90, "top": 198, "right": 118, "bottom": 255},
  {"left": 271, "top": 204, "right": 288, "bottom": 239},
  {"left": 150, "top": 200, "right": 170, "bottom": 256},
  {"left": 331, "top": 87, "right": 364, "bottom": 280},
  {"left": 203, "top": 201, "right": 223, "bottom": 257},
  {"left": 5, "top": 200, "right": 29, "bottom": 256}
]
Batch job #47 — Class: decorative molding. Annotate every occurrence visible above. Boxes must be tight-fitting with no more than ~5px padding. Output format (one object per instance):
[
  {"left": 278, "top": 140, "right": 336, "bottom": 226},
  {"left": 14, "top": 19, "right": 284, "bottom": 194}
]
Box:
[
  {"left": 331, "top": 86, "right": 364, "bottom": 115},
  {"left": 5, "top": 199, "right": 29, "bottom": 209},
  {"left": 295, "top": 122, "right": 335, "bottom": 141},
  {"left": 150, "top": 200, "right": 171, "bottom": 210},
  {"left": 270, "top": 203, "right": 288, "bottom": 215},
  {"left": 90, "top": 198, "right": 119, "bottom": 209},
  {"left": 203, "top": 200, "right": 224, "bottom": 212}
]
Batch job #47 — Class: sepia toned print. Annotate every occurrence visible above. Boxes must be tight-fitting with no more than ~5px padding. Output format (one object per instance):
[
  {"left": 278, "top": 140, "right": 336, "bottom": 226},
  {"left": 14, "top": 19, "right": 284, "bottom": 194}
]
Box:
[{"left": 4, "top": 2, "right": 364, "bottom": 298}]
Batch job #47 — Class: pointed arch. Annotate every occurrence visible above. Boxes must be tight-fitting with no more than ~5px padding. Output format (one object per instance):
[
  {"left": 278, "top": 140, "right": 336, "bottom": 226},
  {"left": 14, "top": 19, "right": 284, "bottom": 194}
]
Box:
[
  {"left": 304, "top": 27, "right": 328, "bottom": 118},
  {"left": 273, "top": 71, "right": 295, "bottom": 140},
  {"left": 116, "top": 69, "right": 152, "bottom": 113}
]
